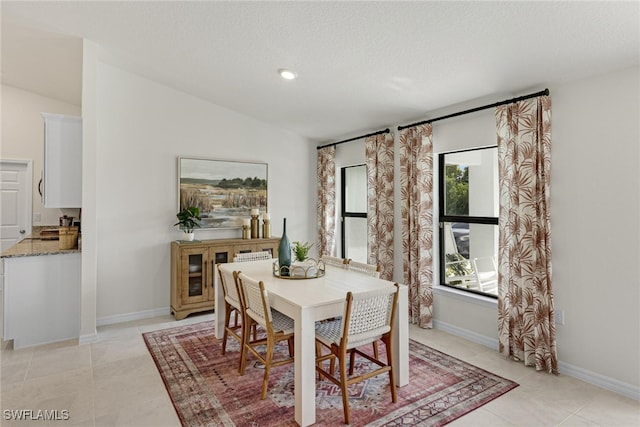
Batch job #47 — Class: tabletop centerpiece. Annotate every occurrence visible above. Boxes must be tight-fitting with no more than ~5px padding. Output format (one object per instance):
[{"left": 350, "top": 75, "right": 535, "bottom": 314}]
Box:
[{"left": 273, "top": 240, "right": 325, "bottom": 279}]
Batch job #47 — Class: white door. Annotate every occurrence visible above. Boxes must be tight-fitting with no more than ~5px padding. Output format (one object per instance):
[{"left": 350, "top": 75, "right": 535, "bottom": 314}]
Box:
[{"left": 0, "top": 160, "right": 32, "bottom": 252}]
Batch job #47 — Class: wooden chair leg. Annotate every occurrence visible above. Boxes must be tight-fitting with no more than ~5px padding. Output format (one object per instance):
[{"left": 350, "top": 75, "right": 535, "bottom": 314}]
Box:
[
  {"left": 287, "top": 336, "right": 294, "bottom": 357},
  {"left": 315, "top": 342, "right": 322, "bottom": 380},
  {"left": 239, "top": 315, "right": 252, "bottom": 376},
  {"left": 382, "top": 335, "right": 397, "bottom": 403},
  {"left": 221, "top": 303, "right": 232, "bottom": 355},
  {"left": 261, "top": 339, "right": 274, "bottom": 400},
  {"left": 339, "top": 348, "right": 351, "bottom": 425},
  {"left": 237, "top": 315, "right": 247, "bottom": 373},
  {"left": 348, "top": 348, "right": 356, "bottom": 375}
]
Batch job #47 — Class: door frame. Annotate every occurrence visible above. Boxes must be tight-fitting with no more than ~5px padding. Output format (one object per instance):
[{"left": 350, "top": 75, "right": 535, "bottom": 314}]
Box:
[{"left": 0, "top": 159, "right": 33, "bottom": 244}]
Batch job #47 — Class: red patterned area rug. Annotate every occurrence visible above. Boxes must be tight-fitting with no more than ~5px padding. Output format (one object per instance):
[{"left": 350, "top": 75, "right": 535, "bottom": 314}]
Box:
[{"left": 143, "top": 321, "right": 517, "bottom": 426}]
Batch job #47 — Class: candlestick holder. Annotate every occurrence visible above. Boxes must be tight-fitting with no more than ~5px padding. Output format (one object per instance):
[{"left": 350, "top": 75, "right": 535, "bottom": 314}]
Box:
[
  {"left": 250, "top": 214, "right": 260, "bottom": 239},
  {"left": 262, "top": 218, "right": 271, "bottom": 238},
  {"left": 242, "top": 224, "right": 250, "bottom": 239}
]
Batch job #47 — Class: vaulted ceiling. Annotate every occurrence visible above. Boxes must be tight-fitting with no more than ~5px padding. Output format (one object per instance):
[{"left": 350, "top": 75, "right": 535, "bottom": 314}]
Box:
[{"left": 2, "top": 1, "right": 638, "bottom": 143}]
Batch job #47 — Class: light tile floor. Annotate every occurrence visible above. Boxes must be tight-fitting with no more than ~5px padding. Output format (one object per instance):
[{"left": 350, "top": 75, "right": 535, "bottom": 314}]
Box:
[{"left": 1, "top": 313, "right": 638, "bottom": 426}]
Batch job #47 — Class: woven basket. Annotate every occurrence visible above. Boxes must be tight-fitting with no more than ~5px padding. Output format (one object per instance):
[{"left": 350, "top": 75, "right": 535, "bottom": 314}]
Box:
[{"left": 59, "top": 226, "right": 79, "bottom": 250}]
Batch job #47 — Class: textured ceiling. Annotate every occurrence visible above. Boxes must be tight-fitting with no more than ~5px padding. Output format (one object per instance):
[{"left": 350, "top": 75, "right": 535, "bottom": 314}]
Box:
[{"left": 2, "top": 1, "right": 638, "bottom": 143}]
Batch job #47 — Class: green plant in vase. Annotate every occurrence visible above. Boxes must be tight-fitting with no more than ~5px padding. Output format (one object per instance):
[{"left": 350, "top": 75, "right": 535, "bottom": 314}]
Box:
[
  {"left": 292, "top": 241, "right": 314, "bottom": 262},
  {"left": 174, "top": 206, "right": 201, "bottom": 241}
]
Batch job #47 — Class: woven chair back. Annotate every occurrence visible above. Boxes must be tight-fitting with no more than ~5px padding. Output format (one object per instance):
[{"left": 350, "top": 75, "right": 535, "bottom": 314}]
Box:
[
  {"left": 347, "top": 260, "right": 380, "bottom": 278},
  {"left": 321, "top": 255, "right": 348, "bottom": 269},
  {"left": 343, "top": 285, "right": 398, "bottom": 348},
  {"left": 238, "top": 273, "right": 271, "bottom": 328},
  {"left": 234, "top": 251, "right": 272, "bottom": 262},
  {"left": 218, "top": 265, "right": 242, "bottom": 310}
]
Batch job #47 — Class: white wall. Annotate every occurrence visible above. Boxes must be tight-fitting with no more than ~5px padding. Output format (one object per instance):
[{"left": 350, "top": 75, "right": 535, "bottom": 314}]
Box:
[
  {"left": 91, "top": 61, "right": 315, "bottom": 321},
  {"left": 0, "top": 85, "right": 81, "bottom": 226},
  {"left": 551, "top": 67, "right": 639, "bottom": 395}
]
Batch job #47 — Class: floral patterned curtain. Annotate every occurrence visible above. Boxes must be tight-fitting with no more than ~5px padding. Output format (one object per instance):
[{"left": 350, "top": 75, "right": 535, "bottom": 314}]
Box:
[
  {"left": 317, "top": 145, "right": 337, "bottom": 257},
  {"left": 399, "top": 125, "right": 434, "bottom": 328},
  {"left": 365, "top": 133, "right": 394, "bottom": 280},
  {"left": 496, "top": 95, "right": 558, "bottom": 374}
]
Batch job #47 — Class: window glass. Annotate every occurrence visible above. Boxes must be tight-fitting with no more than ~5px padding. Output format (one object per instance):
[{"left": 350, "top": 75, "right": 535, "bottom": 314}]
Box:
[
  {"left": 440, "top": 147, "right": 498, "bottom": 297},
  {"left": 344, "top": 217, "right": 367, "bottom": 263},
  {"left": 341, "top": 165, "right": 367, "bottom": 262},
  {"left": 344, "top": 166, "right": 367, "bottom": 212},
  {"left": 443, "top": 148, "right": 498, "bottom": 218}
]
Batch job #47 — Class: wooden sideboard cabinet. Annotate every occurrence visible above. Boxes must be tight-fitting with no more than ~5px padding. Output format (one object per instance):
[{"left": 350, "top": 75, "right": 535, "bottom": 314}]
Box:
[{"left": 170, "top": 237, "right": 280, "bottom": 320}]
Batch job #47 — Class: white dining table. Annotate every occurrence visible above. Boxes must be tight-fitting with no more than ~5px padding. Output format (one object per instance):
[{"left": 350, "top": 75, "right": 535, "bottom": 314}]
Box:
[{"left": 215, "top": 259, "right": 409, "bottom": 427}]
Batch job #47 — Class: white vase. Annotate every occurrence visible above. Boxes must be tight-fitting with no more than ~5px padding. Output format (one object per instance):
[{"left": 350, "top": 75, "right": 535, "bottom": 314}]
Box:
[{"left": 183, "top": 232, "right": 195, "bottom": 242}]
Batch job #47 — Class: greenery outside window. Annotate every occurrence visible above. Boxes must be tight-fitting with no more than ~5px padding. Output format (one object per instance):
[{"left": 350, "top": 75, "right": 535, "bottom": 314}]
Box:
[{"left": 439, "top": 147, "right": 498, "bottom": 297}]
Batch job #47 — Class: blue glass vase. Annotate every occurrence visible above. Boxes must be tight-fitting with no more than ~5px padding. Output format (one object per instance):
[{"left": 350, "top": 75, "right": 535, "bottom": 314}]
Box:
[{"left": 278, "top": 218, "right": 291, "bottom": 276}]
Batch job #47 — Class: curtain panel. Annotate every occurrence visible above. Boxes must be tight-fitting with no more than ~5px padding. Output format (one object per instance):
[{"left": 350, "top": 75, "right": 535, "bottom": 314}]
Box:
[
  {"left": 317, "top": 145, "right": 337, "bottom": 257},
  {"left": 496, "top": 95, "right": 558, "bottom": 374},
  {"left": 399, "top": 125, "right": 434, "bottom": 328},
  {"left": 365, "top": 133, "right": 394, "bottom": 280}
]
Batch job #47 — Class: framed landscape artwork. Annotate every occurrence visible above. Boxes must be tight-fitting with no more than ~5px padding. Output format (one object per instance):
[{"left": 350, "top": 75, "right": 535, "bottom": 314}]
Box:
[{"left": 178, "top": 157, "right": 268, "bottom": 229}]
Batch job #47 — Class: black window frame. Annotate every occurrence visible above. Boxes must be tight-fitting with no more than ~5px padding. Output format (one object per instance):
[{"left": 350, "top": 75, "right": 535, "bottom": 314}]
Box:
[
  {"left": 340, "top": 164, "right": 367, "bottom": 259},
  {"left": 438, "top": 146, "right": 498, "bottom": 298}
]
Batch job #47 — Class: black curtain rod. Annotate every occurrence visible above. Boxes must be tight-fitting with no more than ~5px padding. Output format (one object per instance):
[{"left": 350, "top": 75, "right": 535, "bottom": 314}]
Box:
[
  {"left": 317, "top": 128, "right": 390, "bottom": 150},
  {"left": 397, "top": 88, "right": 549, "bottom": 131}
]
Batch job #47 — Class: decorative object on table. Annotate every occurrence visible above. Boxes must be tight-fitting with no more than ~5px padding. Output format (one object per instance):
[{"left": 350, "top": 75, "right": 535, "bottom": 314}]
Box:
[
  {"left": 292, "top": 241, "right": 313, "bottom": 262},
  {"left": 277, "top": 218, "right": 291, "bottom": 276},
  {"left": 143, "top": 321, "right": 519, "bottom": 427},
  {"left": 250, "top": 208, "right": 260, "bottom": 238},
  {"left": 273, "top": 258, "right": 325, "bottom": 279},
  {"left": 178, "top": 157, "right": 267, "bottom": 229},
  {"left": 262, "top": 212, "right": 271, "bottom": 238},
  {"left": 242, "top": 218, "right": 251, "bottom": 239},
  {"left": 174, "top": 206, "right": 201, "bottom": 241}
]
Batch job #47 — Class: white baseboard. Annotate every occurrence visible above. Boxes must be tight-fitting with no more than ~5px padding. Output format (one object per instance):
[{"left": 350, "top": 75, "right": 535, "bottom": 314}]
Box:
[
  {"left": 433, "top": 319, "right": 639, "bottom": 401},
  {"left": 79, "top": 332, "right": 98, "bottom": 345},
  {"left": 558, "top": 360, "right": 639, "bottom": 401},
  {"left": 97, "top": 307, "right": 171, "bottom": 327},
  {"left": 433, "top": 319, "right": 499, "bottom": 350}
]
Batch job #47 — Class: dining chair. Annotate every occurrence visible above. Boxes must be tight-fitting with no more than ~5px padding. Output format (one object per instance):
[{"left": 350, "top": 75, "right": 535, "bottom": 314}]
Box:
[
  {"left": 233, "top": 250, "right": 272, "bottom": 262},
  {"left": 346, "top": 259, "right": 381, "bottom": 278},
  {"left": 315, "top": 284, "right": 399, "bottom": 424},
  {"left": 321, "top": 254, "right": 349, "bottom": 269},
  {"left": 237, "top": 272, "right": 295, "bottom": 399},
  {"left": 217, "top": 265, "right": 256, "bottom": 372}
]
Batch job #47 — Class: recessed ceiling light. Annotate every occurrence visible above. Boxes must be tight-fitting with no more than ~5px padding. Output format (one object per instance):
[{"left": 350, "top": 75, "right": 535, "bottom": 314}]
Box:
[{"left": 278, "top": 69, "right": 297, "bottom": 80}]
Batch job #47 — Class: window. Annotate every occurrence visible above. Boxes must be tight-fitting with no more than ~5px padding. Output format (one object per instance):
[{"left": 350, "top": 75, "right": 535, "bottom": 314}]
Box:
[
  {"left": 341, "top": 165, "right": 367, "bottom": 263},
  {"left": 439, "top": 147, "right": 498, "bottom": 297}
]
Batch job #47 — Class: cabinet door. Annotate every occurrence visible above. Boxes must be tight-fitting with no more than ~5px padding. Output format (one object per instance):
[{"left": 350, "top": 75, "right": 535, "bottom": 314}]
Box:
[
  {"left": 210, "top": 245, "right": 234, "bottom": 265},
  {"left": 233, "top": 242, "right": 257, "bottom": 258},
  {"left": 42, "top": 113, "right": 82, "bottom": 208},
  {"left": 209, "top": 245, "right": 233, "bottom": 302},
  {"left": 255, "top": 241, "right": 279, "bottom": 258},
  {"left": 179, "top": 247, "right": 211, "bottom": 305}
]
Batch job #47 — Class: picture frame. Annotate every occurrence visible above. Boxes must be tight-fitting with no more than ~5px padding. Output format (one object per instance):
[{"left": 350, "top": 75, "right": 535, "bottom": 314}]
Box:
[{"left": 178, "top": 157, "right": 268, "bottom": 229}]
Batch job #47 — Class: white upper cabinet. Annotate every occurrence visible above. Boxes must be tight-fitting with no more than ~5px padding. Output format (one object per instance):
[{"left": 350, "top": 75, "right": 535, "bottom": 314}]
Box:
[{"left": 42, "top": 113, "right": 82, "bottom": 208}]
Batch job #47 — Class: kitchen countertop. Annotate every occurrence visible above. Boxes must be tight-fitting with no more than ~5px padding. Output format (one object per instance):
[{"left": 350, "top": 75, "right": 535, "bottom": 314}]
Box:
[{"left": 1, "top": 230, "right": 81, "bottom": 258}]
